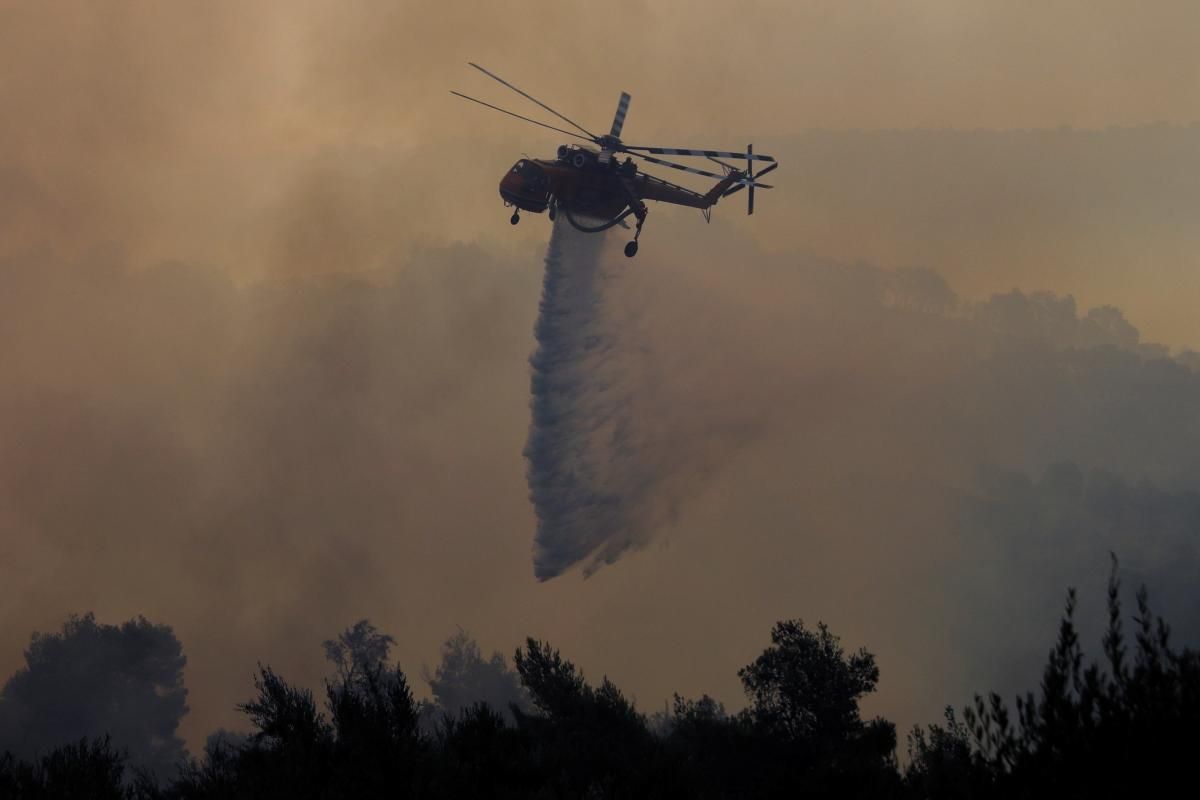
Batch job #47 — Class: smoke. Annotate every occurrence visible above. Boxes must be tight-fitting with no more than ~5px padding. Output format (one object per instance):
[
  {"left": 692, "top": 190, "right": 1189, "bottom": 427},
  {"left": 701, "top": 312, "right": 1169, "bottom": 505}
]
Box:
[
  {"left": 953, "top": 462, "right": 1200, "bottom": 701},
  {"left": 759, "top": 126, "right": 1200, "bottom": 346}
]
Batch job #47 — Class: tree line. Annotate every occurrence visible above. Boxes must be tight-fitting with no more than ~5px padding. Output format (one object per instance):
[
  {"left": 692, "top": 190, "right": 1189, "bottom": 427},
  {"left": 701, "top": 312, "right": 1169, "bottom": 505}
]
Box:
[{"left": 1, "top": 561, "right": 1196, "bottom": 798}]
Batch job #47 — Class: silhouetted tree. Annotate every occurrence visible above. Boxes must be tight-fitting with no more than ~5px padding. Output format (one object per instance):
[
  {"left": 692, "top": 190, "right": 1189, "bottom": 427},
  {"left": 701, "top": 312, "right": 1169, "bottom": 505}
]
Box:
[
  {"left": 9, "top": 572, "right": 1192, "bottom": 799},
  {"left": 424, "top": 630, "right": 529, "bottom": 724},
  {"left": 239, "top": 666, "right": 331, "bottom": 752},
  {"left": 512, "top": 638, "right": 662, "bottom": 798},
  {"left": 961, "top": 557, "right": 1200, "bottom": 797},
  {"left": 660, "top": 694, "right": 764, "bottom": 799},
  {"left": 0, "top": 613, "right": 187, "bottom": 782},
  {"left": 169, "top": 731, "right": 246, "bottom": 800},
  {"left": 170, "top": 621, "right": 429, "bottom": 799},
  {"left": 905, "top": 707, "right": 993, "bottom": 799},
  {"left": 0, "top": 737, "right": 127, "bottom": 800},
  {"left": 227, "top": 665, "right": 334, "bottom": 798},
  {"left": 322, "top": 619, "right": 395, "bottom": 691},
  {"left": 738, "top": 619, "right": 899, "bottom": 796},
  {"left": 326, "top": 662, "right": 426, "bottom": 797},
  {"left": 431, "top": 703, "right": 537, "bottom": 799},
  {"left": 739, "top": 619, "right": 880, "bottom": 744}
]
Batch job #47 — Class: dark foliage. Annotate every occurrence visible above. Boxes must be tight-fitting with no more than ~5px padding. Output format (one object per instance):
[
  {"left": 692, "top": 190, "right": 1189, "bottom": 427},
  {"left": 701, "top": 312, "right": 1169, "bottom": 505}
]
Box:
[
  {"left": 0, "top": 736, "right": 127, "bottom": 800},
  {"left": 730, "top": 620, "right": 900, "bottom": 798},
  {"left": 423, "top": 630, "right": 529, "bottom": 725},
  {"left": 321, "top": 620, "right": 395, "bottom": 690},
  {"left": 510, "top": 638, "right": 666, "bottom": 797},
  {"left": 0, "top": 613, "right": 188, "bottom": 783},
  {"left": 2, "top": 572, "right": 1196, "bottom": 798},
  {"left": 904, "top": 707, "right": 993, "bottom": 799},
  {"left": 907, "top": 557, "right": 1200, "bottom": 798}
]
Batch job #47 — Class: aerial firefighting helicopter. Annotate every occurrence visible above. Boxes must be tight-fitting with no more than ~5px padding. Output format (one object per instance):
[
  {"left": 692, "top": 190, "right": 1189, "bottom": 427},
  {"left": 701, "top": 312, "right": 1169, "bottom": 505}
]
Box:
[{"left": 452, "top": 63, "right": 778, "bottom": 257}]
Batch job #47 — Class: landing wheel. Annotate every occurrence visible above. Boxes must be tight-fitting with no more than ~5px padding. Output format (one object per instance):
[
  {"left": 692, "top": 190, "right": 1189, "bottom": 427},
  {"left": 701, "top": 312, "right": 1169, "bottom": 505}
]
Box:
[
  {"left": 548, "top": 200, "right": 557, "bottom": 221},
  {"left": 625, "top": 206, "right": 647, "bottom": 258},
  {"left": 510, "top": 211, "right": 520, "bottom": 225}
]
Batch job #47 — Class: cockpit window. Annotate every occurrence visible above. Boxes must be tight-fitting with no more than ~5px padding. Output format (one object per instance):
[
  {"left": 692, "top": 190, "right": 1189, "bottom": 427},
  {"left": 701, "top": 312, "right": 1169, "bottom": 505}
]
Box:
[{"left": 512, "top": 160, "right": 543, "bottom": 177}]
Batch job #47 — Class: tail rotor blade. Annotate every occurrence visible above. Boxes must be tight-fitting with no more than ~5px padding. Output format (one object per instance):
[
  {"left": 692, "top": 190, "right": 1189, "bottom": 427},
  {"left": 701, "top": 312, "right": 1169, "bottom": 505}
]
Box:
[{"left": 753, "top": 162, "right": 779, "bottom": 180}]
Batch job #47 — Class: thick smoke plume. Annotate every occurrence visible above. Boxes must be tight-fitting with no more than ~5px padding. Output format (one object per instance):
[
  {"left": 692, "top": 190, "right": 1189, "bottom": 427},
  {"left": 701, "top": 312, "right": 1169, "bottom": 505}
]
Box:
[{"left": 525, "top": 221, "right": 635, "bottom": 580}]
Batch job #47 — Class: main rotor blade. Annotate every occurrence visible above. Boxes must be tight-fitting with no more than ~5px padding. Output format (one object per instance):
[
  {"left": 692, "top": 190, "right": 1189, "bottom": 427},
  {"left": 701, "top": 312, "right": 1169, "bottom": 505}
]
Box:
[
  {"left": 469, "top": 63, "right": 597, "bottom": 140},
  {"left": 629, "top": 151, "right": 729, "bottom": 179},
  {"left": 450, "top": 92, "right": 592, "bottom": 143},
  {"left": 624, "top": 146, "right": 776, "bottom": 163}
]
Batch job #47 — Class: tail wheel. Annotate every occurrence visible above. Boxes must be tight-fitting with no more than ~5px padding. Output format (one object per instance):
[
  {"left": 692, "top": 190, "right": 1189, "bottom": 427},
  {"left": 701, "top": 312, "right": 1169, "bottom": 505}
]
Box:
[
  {"left": 624, "top": 241, "right": 638, "bottom": 258},
  {"left": 510, "top": 212, "right": 520, "bottom": 225}
]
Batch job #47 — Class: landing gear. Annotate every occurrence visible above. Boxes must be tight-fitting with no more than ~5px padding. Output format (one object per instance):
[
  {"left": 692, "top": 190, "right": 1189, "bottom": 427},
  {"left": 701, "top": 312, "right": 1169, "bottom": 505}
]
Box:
[
  {"left": 624, "top": 206, "right": 648, "bottom": 258},
  {"left": 547, "top": 198, "right": 557, "bottom": 221},
  {"left": 510, "top": 211, "right": 520, "bottom": 225}
]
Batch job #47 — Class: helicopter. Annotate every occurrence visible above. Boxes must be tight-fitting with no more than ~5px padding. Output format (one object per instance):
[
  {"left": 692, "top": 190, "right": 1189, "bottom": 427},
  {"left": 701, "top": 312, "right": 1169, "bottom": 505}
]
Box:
[{"left": 452, "top": 63, "right": 778, "bottom": 257}]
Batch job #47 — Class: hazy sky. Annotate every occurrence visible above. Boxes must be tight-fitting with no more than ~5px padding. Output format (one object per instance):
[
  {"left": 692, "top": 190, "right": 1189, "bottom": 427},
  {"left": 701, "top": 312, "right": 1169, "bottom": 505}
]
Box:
[{"left": 2, "top": 1, "right": 1199, "bottom": 752}]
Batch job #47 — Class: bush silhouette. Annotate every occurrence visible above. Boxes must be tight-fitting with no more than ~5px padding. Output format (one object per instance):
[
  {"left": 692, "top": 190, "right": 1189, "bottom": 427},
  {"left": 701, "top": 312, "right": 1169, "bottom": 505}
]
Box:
[{"left": 3, "top": 572, "right": 1196, "bottom": 798}]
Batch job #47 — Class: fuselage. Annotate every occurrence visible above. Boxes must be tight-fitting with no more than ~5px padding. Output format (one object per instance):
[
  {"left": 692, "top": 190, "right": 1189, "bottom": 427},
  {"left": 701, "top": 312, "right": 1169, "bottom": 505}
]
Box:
[{"left": 498, "top": 145, "right": 718, "bottom": 221}]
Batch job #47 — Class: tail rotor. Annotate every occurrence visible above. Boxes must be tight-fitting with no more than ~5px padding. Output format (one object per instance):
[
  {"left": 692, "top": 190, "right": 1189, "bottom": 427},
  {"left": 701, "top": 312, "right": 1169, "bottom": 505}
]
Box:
[{"left": 720, "top": 143, "right": 777, "bottom": 214}]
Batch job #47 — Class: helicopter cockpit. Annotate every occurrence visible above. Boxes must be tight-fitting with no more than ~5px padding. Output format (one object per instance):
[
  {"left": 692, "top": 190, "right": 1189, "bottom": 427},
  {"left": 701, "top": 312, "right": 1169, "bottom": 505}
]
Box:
[{"left": 499, "top": 159, "right": 549, "bottom": 213}]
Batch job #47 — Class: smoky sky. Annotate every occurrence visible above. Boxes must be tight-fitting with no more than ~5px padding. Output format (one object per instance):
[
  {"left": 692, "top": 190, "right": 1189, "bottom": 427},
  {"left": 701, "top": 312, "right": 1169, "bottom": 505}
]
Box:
[{"left": 2, "top": 0, "right": 1200, "bottom": 755}]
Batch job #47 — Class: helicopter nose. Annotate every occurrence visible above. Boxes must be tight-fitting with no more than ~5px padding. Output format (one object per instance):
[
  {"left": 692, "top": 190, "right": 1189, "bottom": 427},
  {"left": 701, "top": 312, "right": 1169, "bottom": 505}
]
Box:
[{"left": 498, "top": 173, "right": 519, "bottom": 197}]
